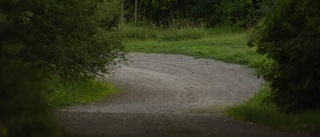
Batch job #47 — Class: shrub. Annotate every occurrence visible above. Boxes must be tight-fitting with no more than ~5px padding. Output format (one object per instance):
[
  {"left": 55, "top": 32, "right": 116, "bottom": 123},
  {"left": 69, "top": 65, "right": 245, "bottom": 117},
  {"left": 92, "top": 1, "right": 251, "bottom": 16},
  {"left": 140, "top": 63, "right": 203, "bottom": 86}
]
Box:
[
  {"left": 249, "top": 0, "right": 320, "bottom": 112},
  {"left": 123, "top": 0, "right": 273, "bottom": 27},
  {"left": 0, "top": 0, "right": 125, "bottom": 136},
  {"left": 0, "top": 52, "right": 61, "bottom": 137},
  {"left": 7, "top": 0, "right": 126, "bottom": 79}
]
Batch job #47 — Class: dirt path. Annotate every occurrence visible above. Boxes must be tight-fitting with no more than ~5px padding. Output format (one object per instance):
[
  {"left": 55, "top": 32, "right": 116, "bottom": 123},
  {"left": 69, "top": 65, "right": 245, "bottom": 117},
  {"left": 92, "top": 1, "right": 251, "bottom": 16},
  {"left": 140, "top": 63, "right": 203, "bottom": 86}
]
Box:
[{"left": 55, "top": 53, "right": 316, "bottom": 137}]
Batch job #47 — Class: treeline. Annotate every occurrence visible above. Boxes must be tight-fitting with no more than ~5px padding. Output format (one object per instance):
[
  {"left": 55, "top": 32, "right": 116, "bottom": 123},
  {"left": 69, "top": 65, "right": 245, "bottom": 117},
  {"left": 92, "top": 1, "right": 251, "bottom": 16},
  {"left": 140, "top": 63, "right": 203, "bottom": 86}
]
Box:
[
  {"left": 123, "top": 0, "right": 275, "bottom": 27},
  {"left": 0, "top": 0, "right": 124, "bottom": 136}
]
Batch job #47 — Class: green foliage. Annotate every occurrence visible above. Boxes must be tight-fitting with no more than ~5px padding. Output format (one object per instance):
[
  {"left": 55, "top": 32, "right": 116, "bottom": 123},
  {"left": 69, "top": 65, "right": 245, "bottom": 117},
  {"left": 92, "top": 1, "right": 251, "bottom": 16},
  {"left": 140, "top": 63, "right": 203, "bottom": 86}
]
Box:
[
  {"left": 47, "top": 76, "right": 119, "bottom": 107},
  {"left": 1, "top": 1, "right": 62, "bottom": 136},
  {"left": 1, "top": 0, "right": 125, "bottom": 136},
  {"left": 123, "top": 0, "right": 275, "bottom": 27},
  {"left": 192, "top": 0, "right": 251, "bottom": 27},
  {"left": 2, "top": 0, "right": 125, "bottom": 79},
  {"left": 226, "top": 86, "right": 320, "bottom": 132},
  {"left": 0, "top": 53, "right": 61, "bottom": 137},
  {"left": 249, "top": 0, "right": 320, "bottom": 112},
  {"left": 124, "top": 0, "right": 194, "bottom": 26}
]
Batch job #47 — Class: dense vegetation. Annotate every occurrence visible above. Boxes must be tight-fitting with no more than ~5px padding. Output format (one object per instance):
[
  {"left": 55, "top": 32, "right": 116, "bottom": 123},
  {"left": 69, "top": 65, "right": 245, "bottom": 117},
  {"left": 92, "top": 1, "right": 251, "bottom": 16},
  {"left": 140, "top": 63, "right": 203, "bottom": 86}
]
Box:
[
  {"left": 249, "top": 0, "right": 320, "bottom": 112},
  {"left": 0, "top": 0, "right": 124, "bottom": 136},
  {"left": 123, "top": 0, "right": 274, "bottom": 28}
]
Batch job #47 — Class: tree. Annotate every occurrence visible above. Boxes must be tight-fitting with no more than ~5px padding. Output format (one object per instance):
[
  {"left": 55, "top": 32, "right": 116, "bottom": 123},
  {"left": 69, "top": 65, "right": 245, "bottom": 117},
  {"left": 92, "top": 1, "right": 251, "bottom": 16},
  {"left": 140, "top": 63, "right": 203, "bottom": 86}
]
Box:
[
  {"left": 123, "top": 0, "right": 270, "bottom": 27},
  {"left": 1, "top": 1, "right": 61, "bottom": 136},
  {"left": 0, "top": 0, "right": 125, "bottom": 136},
  {"left": 249, "top": 0, "right": 320, "bottom": 112},
  {"left": 21, "top": 0, "right": 125, "bottom": 79}
]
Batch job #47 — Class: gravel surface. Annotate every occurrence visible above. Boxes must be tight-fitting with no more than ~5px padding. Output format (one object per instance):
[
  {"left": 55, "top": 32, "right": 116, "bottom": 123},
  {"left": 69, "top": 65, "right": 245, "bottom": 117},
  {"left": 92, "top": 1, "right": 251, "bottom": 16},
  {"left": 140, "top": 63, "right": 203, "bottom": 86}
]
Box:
[{"left": 55, "top": 53, "right": 317, "bottom": 137}]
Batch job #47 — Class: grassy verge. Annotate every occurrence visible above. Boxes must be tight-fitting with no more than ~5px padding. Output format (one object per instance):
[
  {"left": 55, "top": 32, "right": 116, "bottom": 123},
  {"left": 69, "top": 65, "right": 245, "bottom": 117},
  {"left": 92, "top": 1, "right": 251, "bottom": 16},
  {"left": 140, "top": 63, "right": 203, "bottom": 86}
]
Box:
[
  {"left": 225, "top": 86, "right": 320, "bottom": 132},
  {"left": 47, "top": 76, "right": 119, "bottom": 108},
  {"left": 122, "top": 24, "right": 320, "bottom": 133}
]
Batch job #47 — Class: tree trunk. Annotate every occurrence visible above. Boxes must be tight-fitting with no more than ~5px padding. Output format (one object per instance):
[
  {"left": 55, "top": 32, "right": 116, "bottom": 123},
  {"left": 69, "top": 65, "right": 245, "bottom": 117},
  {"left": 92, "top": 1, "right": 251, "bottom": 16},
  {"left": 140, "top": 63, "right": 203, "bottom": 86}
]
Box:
[{"left": 134, "top": 0, "right": 138, "bottom": 25}]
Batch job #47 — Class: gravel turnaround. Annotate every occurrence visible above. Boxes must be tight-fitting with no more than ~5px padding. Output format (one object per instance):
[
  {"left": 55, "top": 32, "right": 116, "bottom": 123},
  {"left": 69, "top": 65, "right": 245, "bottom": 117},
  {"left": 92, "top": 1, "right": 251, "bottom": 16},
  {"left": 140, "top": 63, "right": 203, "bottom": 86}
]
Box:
[{"left": 55, "top": 53, "right": 317, "bottom": 137}]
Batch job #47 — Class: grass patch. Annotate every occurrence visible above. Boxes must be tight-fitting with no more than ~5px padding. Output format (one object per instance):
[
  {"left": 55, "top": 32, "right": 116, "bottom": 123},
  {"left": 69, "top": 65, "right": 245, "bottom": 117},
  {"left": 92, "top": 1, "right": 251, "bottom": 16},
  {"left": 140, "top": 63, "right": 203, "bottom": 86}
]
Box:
[
  {"left": 124, "top": 26, "right": 265, "bottom": 68},
  {"left": 47, "top": 76, "right": 119, "bottom": 108},
  {"left": 159, "top": 28, "right": 208, "bottom": 41},
  {"left": 225, "top": 86, "right": 320, "bottom": 133}
]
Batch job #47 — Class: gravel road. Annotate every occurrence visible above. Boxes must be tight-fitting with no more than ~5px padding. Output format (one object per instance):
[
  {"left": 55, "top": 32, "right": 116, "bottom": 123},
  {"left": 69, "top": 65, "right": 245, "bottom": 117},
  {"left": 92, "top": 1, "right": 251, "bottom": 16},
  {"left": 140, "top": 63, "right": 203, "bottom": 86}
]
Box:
[{"left": 55, "top": 53, "right": 317, "bottom": 137}]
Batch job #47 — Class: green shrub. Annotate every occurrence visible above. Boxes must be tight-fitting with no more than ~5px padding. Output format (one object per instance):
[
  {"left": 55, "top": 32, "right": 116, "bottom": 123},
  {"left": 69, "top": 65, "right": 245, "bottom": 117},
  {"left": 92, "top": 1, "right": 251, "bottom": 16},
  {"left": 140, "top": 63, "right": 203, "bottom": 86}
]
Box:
[
  {"left": 4, "top": 0, "right": 126, "bottom": 80},
  {"left": 249, "top": 0, "right": 320, "bottom": 112},
  {"left": 123, "top": 0, "right": 273, "bottom": 27},
  {"left": 1, "top": 0, "right": 125, "bottom": 136},
  {"left": 0, "top": 56, "right": 61, "bottom": 137}
]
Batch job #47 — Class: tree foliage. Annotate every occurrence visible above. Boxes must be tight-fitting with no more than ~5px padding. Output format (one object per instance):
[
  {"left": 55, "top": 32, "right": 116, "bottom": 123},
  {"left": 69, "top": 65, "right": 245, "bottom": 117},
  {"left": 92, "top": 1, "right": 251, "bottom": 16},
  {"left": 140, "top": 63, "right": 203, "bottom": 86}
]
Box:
[
  {"left": 0, "top": 56, "right": 61, "bottom": 137},
  {"left": 123, "top": 0, "right": 271, "bottom": 27},
  {"left": 249, "top": 0, "right": 320, "bottom": 112},
  {"left": 2, "top": 0, "right": 125, "bottom": 79},
  {"left": 1, "top": 0, "right": 124, "bottom": 136}
]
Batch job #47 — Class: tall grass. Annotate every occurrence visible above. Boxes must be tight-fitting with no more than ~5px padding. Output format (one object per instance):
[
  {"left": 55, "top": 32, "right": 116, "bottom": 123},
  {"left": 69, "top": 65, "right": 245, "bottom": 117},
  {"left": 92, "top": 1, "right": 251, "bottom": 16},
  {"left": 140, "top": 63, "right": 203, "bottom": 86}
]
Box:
[
  {"left": 120, "top": 24, "right": 160, "bottom": 40},
  {"left": 159, "top": 28, "right": 208, "bottom": 41},
  {"left": 120, "top": 24, "right": 208, "bottom": 41},
  {"left": 47, "top": 76, "right": 119, "bottom": 107}
]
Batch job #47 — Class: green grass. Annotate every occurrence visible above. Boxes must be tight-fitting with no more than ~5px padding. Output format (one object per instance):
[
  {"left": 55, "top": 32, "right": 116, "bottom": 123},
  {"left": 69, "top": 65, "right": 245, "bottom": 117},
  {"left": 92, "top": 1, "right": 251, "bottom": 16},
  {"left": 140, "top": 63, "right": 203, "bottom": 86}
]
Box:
[
  {"left": 123, "top": 24, "right": 320, "bottom": 133},
  {"left": 225, "top": 86, "right": 320, "bottom": 133},
  {"left": 47, "top": 76, "right": 119, "bottom": 108},
  {"left": 123, "top": 26, "right": 265, "bottom": 68},
  {"left": 120, "top": 24, "right": 208, "bottom": 41}
]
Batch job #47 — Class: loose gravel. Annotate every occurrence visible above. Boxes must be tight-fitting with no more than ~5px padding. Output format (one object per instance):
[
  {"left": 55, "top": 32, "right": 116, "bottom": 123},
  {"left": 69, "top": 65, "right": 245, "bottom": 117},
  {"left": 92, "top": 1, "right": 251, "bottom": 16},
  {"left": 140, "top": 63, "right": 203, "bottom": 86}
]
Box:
[{"left": 55, "top": 53, "right": 317, "bottom": 137}]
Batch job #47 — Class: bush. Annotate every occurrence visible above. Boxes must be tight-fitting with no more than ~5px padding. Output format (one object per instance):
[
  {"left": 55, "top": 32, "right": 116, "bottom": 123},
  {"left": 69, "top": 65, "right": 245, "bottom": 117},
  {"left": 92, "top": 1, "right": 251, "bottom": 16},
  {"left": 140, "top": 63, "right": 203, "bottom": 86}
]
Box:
[
  {"left": 123, "top": 0, "right": 273, "bottom": 27},
  {"left": 4, "top": 0, "right": 126, "bottom": 79},
  {"left": 249, "top": 0, "right": 320, "bottom": 112},
  {"left": 0, "top": 0, "right": 125, "bottom": 136},
  {"left": 0, "top": 54, "right": 61, "bottom": 137}
]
